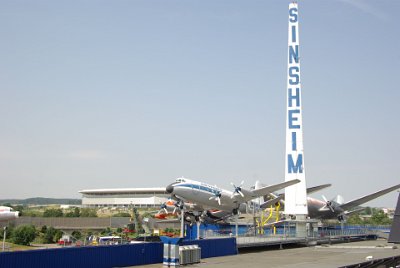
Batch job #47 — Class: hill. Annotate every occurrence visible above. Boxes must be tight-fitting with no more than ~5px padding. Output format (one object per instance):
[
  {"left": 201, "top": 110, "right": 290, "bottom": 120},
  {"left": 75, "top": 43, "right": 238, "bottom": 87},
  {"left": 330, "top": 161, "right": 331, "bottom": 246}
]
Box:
[{"left": 0, "top": 197, "right": 81, "bottom": 205}]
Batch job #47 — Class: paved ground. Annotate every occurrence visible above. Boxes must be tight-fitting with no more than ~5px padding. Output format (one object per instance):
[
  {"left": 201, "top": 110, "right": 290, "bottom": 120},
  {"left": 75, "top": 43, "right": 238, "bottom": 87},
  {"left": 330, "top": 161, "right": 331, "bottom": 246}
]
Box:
[{"left": 130, "top": 239, "right": 400, "bottom": 268}]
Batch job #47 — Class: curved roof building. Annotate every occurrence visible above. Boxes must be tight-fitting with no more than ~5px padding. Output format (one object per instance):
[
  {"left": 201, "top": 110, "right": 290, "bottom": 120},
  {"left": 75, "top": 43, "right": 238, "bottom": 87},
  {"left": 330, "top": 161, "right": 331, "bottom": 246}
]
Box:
[{"left": 79, "top": 187, "right": 169, "bottom": 208}]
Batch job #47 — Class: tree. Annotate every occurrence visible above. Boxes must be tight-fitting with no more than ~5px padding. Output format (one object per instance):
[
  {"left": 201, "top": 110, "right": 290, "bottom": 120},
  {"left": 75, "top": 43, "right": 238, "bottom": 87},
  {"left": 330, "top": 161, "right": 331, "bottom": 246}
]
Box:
[
  {"left": 112, "top": 212, "right": 131, "bottom": 217},
  {"left": 101, "top": 227, "right": 112, "bottom": 236},
  {"left": 11, "top": 225, "right": 36, "bottom": 245},
  {"left": 40, "top": 225, "right": 47, "bottom": 234},
  {"left": 80, "top": 208, "right": 97, "bottom": 217},
  {"left": 347, "top": 214, "right": 363, "bottom": 225},
  {"left": 54, "top": 229, "right": 63, "bottom": 242},
  {"left": 66, "top": 207, "right": 81, "bottom": 217},
  {"left": 43, "top": 227, "right": 57, "bottom": 243},
  {"left": 371, "top": 210, "right": 392, "bottom": 225},
  {"left": 73, "top": 207, "right": 81, "bottom": 217},
  {"left": 72, "top": 230, "right": 82, "bottom": 240},
  {"left": 43, "top": 208, "right": 63, "bottom": 217}
]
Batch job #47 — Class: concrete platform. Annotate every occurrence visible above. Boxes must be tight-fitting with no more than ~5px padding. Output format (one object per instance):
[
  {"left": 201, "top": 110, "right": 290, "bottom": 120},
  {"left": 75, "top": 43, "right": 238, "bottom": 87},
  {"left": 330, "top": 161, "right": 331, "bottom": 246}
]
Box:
[{"left": 130, "top": 239, "right": 400, "bottom": 268}]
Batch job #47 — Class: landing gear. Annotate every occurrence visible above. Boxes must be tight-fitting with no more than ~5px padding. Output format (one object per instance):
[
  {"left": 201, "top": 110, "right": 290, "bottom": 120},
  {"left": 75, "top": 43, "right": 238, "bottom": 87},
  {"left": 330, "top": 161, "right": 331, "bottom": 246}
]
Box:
[{"left": 232, "top": 208, "right": 239, "bottom": 238}]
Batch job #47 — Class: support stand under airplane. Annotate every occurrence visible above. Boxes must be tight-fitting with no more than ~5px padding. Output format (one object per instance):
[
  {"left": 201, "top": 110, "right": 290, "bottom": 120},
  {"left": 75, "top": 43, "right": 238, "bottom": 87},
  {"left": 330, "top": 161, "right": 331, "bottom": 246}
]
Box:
[{"left": 164, "top": 177, "right": 300, "bottom": 217}]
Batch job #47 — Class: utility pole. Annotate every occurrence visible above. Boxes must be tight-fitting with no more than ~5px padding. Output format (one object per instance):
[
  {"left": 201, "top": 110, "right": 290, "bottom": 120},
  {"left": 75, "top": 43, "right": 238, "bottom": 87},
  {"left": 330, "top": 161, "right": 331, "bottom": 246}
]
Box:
[{"left": 2, "top": 226, "right": 7, "bottom": 252}]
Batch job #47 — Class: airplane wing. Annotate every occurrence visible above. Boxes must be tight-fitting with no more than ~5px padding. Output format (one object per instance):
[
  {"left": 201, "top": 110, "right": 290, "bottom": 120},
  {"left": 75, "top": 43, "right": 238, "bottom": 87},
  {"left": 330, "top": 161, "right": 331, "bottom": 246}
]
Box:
[
  {"left": 306, "top": 184, "right": 331, "bottom": 194},
  {"left": 339, "top": 184, "right": 400, "bottom": 211},
  {"left": 249, "top": 179, "right": 300, "bottom": 201}
]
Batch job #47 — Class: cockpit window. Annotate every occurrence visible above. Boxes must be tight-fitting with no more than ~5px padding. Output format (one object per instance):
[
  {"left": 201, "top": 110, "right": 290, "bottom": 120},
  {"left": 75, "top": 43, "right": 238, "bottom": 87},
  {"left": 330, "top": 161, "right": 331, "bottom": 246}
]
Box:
[{"left": 176, "top": 178, "right": 186, "bottom": 183}]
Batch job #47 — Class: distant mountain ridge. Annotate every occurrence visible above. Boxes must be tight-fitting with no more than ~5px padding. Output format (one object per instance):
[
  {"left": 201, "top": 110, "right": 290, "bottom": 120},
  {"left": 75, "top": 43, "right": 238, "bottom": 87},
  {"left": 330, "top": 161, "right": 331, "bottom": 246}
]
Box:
[{"left": 0, "top": 197, "right": 81, "bottom": 205}]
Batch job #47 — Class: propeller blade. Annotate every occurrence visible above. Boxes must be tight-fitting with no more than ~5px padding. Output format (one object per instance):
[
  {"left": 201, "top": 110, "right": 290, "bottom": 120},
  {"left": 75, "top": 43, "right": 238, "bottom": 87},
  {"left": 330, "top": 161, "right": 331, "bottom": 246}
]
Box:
[
  {"left": 231, "top": 181, "right": 245, "bottom": 198},
  {"left": 238, "top": 190, "right": 244, "bottom": 198},
  {"left": 321, "top": 195, "right": 335, "bottom": 212}
]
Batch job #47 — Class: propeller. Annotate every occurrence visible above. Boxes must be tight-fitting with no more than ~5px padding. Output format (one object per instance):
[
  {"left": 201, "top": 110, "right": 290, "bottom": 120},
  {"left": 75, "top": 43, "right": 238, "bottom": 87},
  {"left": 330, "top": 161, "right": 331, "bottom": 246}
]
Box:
[
  {"left": 322, "top": 195, "right": 335, "bottom": 212},
  {"left": 209, "top": 190, "right": 222, "bottom": 205},
  {"left": 231, "top": 181, "right": 245, "bottom": 198},
  {"left": 160, "top": 203, "right": 168, "bottom": 214},
  {"left": 173, "top": 200, "right": 184, "bottom": 214},
  {"left": 158, "top": 198, "right": 176, "bottom": 214}
]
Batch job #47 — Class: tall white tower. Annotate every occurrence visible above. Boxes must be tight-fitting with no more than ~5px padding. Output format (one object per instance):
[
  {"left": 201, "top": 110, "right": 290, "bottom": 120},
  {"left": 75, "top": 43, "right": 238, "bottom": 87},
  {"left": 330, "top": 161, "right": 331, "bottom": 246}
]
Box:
[{"left": 284, "top": 2, "right": 308, "bottom": 219}]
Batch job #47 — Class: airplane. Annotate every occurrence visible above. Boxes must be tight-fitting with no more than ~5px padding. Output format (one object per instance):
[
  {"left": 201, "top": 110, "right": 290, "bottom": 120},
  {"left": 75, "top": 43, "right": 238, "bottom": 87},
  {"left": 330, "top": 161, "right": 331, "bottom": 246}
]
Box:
[
  {"left": 155, "top": 195, "right": 283, "bottom": 224},
  {"left": 165, "top": 177, "right": 300, "bottom": 216},
  {"left": 307, "top": 183, "right": 400, "bottom": 221},
  {"left": 0, "top": 206, "right": 19, "bottom": 222},
  {"left": 265, "top": 183, "right": 400, "bottom": 221}
]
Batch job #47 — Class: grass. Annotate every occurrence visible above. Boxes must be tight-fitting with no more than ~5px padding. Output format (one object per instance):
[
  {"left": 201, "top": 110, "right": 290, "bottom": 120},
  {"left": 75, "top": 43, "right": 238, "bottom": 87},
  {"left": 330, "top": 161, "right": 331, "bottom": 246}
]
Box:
[{"left": 1, "top": 242, "right": 37, "bottom": 252}]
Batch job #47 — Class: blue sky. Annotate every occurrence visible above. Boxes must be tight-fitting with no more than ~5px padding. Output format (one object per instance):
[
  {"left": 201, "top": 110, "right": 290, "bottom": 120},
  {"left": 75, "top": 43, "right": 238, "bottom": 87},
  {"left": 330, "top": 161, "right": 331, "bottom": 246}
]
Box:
[{"left": 0, "top": 0, "right": 399, "bottom": 207}]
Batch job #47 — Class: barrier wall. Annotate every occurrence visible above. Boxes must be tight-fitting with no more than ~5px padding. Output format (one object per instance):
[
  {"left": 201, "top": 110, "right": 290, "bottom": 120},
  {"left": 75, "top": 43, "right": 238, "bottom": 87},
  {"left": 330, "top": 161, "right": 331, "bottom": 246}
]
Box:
[
  {"left": 181, "top": 237, "right": 238, "bottom": 258},
  {"left": 0, "top": 238, "right": 237, "bottom": 268},
  {"left": 0, "top": 243, "right": 163, "bottom": 268}
]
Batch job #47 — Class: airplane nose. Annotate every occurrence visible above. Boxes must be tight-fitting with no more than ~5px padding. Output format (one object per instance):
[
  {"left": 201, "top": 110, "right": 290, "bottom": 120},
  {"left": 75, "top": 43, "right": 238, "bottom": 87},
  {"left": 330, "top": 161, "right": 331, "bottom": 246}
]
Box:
[{"left": 166, "top": 184, "right": 174, "bottom": 194}]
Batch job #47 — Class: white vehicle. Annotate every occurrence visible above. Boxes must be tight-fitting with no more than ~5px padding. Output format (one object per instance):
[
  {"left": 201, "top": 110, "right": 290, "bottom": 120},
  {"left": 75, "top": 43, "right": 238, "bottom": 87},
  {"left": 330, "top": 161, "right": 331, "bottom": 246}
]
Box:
[
  {"left": 0, "top": 206, "right": 19, "bottom": 222},
  {"left": 98, "top": 236, "right": 122, "bottom": 245}
]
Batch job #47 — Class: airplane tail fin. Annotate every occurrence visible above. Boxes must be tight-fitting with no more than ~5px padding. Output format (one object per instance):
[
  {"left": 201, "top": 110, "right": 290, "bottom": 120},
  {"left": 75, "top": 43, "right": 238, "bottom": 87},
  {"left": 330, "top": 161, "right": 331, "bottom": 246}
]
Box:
[
  {"left": 334, "top": 195, "right": 344, "bottom": 205},
  {"left": 388, "top": 193, "right": 400, "bottom": 243},
  {"left": 254, "top": 180, "right": 265, "bottom": 202}
]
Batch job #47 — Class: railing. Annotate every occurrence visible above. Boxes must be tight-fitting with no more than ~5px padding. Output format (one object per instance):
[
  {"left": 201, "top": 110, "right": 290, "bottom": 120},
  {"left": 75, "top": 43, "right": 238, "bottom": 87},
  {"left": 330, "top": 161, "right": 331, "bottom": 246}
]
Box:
[{"left": 200, "top": 224, "right": 377, "bottom": 242}]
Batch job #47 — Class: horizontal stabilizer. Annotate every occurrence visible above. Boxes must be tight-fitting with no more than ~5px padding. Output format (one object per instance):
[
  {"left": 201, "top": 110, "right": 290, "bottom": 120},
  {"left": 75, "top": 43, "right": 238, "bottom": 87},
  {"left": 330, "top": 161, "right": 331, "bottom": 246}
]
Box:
[
  {"left": 307, "top": 184, "right": 331, "bottom": 194},
  {"left": 344, "top": 207, "right": 366, "bottom": 216},
  {"left": 260, "top": 196, "right": 283, "bottom": 209}
]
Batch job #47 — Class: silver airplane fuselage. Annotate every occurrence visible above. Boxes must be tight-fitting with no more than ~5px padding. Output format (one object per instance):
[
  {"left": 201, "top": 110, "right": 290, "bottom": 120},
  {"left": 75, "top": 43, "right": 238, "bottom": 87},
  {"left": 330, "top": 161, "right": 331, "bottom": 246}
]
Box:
[
  {"left": 307, "top": 197, "right": 345, "bottom": 219},
  {"left": 166, "top": 179, "right": 242, "bottom": 212}
]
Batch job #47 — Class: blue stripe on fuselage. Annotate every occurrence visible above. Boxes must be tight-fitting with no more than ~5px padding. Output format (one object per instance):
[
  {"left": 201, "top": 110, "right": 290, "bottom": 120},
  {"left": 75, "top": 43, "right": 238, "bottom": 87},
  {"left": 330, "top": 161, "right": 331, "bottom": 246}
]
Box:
[{"left": 175, "top": 183, "right": 219, "bottom": 195}]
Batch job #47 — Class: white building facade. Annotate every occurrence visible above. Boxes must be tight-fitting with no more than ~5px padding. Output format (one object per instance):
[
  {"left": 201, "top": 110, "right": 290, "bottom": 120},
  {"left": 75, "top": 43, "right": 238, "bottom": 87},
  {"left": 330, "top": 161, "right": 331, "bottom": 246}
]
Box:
[{"left": 79, "top": 188, "right": 169, "bottom": 208}]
